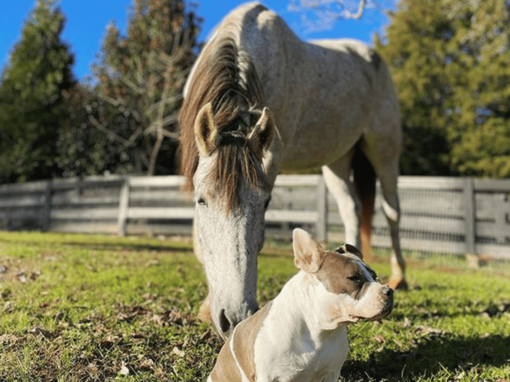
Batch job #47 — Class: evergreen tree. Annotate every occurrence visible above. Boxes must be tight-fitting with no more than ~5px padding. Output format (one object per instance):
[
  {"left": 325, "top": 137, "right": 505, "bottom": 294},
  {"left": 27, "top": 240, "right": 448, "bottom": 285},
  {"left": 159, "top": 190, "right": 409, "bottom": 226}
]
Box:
[
  {"left": 56, "top": 85, "right": 133, "bottom": 177},
  {"left": 446, "top": 0, "right": 510, "bottom": 177},
  {"left": 375, "top": 0, "right": 510, "bottom": 177},
  {"left": 0, "top": 0, "right": 75, "bottom": 183},
  {"left": 84, "top": 0, "right": 201, "bottom": 176}
]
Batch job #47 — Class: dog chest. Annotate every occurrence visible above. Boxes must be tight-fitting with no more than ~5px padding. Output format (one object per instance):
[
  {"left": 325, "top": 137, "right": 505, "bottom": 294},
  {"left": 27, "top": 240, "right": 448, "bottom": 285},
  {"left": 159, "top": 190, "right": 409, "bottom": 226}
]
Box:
[{"left": 252, "top": 303, "right": 349, "bottom": 382}]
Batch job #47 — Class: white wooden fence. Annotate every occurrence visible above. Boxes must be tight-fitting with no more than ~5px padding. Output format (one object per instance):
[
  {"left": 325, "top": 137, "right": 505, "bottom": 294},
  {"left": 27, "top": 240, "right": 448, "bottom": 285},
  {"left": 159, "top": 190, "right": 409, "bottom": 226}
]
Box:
[{"left": 0, "top": 175, "right": 509, "bottom": 260}]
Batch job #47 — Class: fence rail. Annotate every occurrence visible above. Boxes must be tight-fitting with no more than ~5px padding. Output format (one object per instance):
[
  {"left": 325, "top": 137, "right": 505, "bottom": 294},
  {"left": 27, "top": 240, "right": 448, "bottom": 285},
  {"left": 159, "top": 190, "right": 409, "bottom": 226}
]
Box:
[{"left": 0, "top": 175, "right": 509, "bottom": 260}]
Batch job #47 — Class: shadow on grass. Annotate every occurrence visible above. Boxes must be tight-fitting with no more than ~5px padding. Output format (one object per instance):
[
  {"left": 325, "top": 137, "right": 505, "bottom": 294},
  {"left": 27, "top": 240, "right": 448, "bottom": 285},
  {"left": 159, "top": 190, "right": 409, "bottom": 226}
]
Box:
[
  {"left": 391, "top": 301, "right": 510, "bottom": 321},
  {"left": 343, "top": 334, "right": 510, "bottom": 381},
  {"left": 63, "top": 241, "right": 194, "bottom": 254},
  {"left": 1, "top": 238, "right": 194, "bottom": 255}
]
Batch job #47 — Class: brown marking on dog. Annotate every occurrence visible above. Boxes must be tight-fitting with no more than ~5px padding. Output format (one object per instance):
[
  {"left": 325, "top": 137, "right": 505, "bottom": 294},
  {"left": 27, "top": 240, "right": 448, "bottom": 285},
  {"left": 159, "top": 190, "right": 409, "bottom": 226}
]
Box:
[
  {"left": 293, "top": 230, "right": 376, "bottom": 299},
  {"left": 210, "top": 301, "right": 273, "bottom": 381},
  {"left": 209, "top": 335, "right": 243, "bottom": 382},
  {"left": 232, "top": 301, "right": 273, "bottom": 381},
  {"left": 315, "top": 251, "right": 376, "bottom": 299}
]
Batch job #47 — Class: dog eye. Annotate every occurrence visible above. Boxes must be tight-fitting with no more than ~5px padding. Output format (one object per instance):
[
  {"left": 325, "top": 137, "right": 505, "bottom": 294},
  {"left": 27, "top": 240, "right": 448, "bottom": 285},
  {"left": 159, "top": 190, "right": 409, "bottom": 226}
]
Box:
[
  {"left": 197, "top": 197, "right": 207, "bottom": 207},
  {"left": 348, "top": 275, "right": 362, "bottom": 283}
]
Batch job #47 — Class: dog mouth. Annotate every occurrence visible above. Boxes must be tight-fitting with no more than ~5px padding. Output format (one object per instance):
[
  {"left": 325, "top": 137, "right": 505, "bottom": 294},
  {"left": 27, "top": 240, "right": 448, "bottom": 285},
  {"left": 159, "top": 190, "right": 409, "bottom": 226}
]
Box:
[
  {"left": 354, "top": 298, "right": 394, "bottom": 322},
  {"left": 372, "top": 299, "right": 394, "bottom": 321}
]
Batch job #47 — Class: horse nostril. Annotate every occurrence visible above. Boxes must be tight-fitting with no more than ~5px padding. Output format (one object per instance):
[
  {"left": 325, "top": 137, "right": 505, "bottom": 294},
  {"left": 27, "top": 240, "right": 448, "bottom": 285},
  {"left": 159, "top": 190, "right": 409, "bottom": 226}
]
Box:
[{"left": 218, "top": 309, "right": 232, "bottom": 336}]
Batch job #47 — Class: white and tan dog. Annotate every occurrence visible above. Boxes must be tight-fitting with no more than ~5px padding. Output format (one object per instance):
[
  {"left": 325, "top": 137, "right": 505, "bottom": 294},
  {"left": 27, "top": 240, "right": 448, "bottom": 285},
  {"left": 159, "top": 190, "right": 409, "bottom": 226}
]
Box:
[{"left": 208, "top": 228, "right": 393, "bottom": 382}]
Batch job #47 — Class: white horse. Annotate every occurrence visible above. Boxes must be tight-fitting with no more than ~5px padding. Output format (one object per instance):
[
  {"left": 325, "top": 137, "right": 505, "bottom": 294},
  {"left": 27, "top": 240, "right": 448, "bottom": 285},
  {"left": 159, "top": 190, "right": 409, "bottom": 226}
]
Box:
[{"left": 179, "top": 2, "right": 406, "bottom": 339}]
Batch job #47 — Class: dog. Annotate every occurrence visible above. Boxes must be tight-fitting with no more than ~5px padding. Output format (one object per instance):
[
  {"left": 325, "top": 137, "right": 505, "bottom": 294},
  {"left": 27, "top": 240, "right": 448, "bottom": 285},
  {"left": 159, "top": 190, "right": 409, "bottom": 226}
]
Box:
[{"left": 208, "top": 228, "right": 393, "bottom": 382}]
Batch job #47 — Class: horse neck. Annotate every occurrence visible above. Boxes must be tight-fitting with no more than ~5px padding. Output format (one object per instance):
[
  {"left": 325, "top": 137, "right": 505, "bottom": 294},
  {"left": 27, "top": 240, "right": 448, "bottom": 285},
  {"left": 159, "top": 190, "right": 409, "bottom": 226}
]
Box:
[
  {"left": 220, "top": 4, "right": 307, "bottom": 99},
  {"left": 234, "top": 13, "right": 306, "bottom": 149}
]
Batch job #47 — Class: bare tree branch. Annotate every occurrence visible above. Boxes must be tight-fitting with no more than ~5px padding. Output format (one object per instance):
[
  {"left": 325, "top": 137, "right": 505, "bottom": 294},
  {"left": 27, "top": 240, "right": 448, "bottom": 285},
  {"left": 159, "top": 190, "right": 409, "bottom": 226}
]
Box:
[
  {"left": 87, "top": 5, "right": 198, "bottom": 175},
  {"left": 341, "top": 0, "right": 366, "bottom": 19},
  {"left": 88, "top": 115, "right": 129, "bottom": 146},
  {"left": 161, "top": 130, "right": 179, "bottom": 140},
  {"left": 148, "top": 76, "right": 171, "bottom": 175},
  {"left": 288, "top": 0, "right": 393, "bottom": 32},
  {"left": 123, "top": 126, "right": 144, "bottom": 149}
]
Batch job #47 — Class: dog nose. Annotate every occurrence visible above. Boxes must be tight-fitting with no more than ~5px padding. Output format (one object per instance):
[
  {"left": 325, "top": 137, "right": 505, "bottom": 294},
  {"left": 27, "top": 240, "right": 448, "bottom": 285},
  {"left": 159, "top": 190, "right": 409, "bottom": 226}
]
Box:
[{"left": 383, "top": 286, "right": 394, "bottom": 297}]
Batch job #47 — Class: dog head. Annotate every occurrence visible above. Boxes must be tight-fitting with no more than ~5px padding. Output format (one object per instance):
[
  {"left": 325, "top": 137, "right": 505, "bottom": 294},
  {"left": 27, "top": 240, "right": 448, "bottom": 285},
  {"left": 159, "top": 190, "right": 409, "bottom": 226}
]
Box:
[{"left": 292, "top": 228, "right": 393, "bottom": 330}]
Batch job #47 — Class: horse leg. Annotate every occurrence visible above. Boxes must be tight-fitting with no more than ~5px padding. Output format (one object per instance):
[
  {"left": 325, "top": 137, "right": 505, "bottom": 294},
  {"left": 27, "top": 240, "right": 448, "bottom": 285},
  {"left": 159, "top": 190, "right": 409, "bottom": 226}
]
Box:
[
  {"left": 362, "top": 142, "right": 407, "bottom": 290},
  {"left": 379, "top": 169, "right": 407, "bottom": 290},
  {"left": 322, "top": 151, "right": 361, "bottom": 248},
  {"left": 193, "top": 220, "right": 213, "bottom": 322}
]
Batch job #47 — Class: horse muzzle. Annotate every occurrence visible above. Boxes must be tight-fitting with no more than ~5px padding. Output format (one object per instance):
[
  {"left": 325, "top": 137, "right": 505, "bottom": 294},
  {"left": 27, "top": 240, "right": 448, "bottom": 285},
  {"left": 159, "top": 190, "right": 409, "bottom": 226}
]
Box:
[{"left": 213, "top": 298, "right": 258, "bottom": 340}]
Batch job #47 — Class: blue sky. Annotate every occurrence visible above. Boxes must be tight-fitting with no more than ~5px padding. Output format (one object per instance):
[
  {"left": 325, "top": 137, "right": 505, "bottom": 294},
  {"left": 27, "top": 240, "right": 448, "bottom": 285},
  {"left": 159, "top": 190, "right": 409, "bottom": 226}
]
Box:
[{"left": 0, "top": 0, "right": 394, "bottom": 80}]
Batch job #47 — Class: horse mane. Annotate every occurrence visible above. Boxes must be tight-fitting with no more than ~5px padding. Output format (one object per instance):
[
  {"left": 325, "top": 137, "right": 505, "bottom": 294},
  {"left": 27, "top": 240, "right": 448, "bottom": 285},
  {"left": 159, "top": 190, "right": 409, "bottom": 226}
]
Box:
[{"left": 179, "top": 33, "right": 266, "bottom": 212}]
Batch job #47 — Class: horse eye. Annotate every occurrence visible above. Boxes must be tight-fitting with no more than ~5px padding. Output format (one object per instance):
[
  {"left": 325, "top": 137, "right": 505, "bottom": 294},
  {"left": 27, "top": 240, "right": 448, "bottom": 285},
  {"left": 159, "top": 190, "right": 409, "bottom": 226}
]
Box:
[{"left": 197, "top": 197, "right": 207, "bottom": 206}]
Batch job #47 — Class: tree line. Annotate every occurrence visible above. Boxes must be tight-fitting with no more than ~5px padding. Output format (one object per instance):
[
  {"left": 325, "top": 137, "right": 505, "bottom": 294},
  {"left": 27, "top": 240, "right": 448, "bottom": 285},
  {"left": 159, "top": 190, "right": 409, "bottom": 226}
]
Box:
[
  {"left": 376, "top": 0, "right": 510, "bottom": 177},
  {"left": 0, "top": 0, "right": 200, "bottom": 183},
  {"left": 0, "top": 0, "right": 509, "bottom": 184}
]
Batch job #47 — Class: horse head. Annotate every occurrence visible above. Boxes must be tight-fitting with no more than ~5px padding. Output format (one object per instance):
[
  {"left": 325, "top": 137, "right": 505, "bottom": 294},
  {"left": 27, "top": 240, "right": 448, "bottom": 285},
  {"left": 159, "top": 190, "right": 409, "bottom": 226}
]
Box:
[{"left": 193, "top": 102, "right": 281, "bottom": 339}]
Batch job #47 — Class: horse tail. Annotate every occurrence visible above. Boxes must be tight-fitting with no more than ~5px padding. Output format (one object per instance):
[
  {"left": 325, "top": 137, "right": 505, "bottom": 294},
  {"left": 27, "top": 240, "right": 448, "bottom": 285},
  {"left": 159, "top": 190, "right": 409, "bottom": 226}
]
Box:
[{"left": 352, "top": 147, "right": 376, "bottom": 258}]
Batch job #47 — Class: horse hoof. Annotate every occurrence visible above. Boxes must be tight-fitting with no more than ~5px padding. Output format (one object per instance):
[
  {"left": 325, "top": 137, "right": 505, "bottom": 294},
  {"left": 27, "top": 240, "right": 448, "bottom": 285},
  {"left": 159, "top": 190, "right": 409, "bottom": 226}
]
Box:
[{"left": 388, "top": 278, "right": 408, "bottom": 290}]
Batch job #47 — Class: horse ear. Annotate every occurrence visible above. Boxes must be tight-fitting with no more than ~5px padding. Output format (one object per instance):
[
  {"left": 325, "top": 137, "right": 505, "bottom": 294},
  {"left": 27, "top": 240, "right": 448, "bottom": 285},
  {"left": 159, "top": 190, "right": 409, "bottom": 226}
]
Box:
[
  {"left": 293, "top": 228, "right": 324, "bottom": 273},
  {"left": 194, "top": 103, "right": 219, "bottom": 156},
  {"left": 248, "top": 107, "right": 275, "bottom": 155},
  {"left": 249, "top": 107, "right": 282, "bottom": 188}
]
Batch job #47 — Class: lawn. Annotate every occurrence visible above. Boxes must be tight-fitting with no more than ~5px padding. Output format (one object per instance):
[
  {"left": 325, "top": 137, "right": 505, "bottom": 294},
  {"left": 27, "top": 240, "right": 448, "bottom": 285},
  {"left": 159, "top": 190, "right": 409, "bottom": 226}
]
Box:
[{"left": 0, "top": 231, "right": 509, "bottom": 382}]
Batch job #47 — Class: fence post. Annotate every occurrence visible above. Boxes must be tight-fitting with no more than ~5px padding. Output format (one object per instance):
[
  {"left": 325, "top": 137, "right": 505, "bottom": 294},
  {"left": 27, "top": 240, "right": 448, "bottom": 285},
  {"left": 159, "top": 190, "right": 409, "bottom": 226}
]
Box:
[
  {"left": 464, "top": 177, "right": 476, "bottom": 260},
  {"left": 316, "top": 176, "right": 328, "bottom": 242},
  {"left": 118, "top": 178, "right": 130, "bottom": 237},
  {"left": 42, "top": 180, "right": 52, "bottom": 231}
]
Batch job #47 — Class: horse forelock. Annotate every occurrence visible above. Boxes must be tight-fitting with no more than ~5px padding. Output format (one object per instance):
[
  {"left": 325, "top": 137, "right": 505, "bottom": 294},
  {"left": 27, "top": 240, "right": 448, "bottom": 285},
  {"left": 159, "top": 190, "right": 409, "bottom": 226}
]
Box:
[
  {"left": 179, "top": 28, "right": 266, "bottom": 212},
  {"left": 205, "top": 133, "right": 267, "bottom": 215}
]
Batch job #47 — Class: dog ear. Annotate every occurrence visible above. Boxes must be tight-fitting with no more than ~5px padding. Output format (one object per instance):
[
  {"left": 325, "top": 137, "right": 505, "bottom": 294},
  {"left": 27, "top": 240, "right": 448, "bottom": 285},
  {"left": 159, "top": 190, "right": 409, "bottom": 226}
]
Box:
[
  {"left": 194, "top": 102, "right": 219, "bottom": 156},
  {"left": 293, "top": 228, "right": 324, "bottom": 273},
  {"left": 336, "top": 243, "right": 363, "bottom": 260}
]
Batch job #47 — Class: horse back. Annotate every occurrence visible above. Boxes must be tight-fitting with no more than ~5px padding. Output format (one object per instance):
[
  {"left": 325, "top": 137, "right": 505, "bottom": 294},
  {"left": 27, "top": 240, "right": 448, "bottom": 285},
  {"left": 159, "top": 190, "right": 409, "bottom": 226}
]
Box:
[{"left": 182, "top": 2, "right": 399, "bottom": 172}]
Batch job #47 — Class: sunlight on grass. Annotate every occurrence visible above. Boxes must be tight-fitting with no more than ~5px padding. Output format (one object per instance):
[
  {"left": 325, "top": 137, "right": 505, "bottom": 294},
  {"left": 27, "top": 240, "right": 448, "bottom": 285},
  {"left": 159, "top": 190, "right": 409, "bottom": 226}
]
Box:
[{"left": 0, "top": 231, "right": 509, "bottom": 381}]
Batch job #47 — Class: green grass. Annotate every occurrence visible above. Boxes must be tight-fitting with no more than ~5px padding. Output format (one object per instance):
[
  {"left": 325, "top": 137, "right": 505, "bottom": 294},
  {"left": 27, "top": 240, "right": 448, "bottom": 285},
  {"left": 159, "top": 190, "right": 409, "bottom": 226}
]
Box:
[{"left": 0, "top": 232, "right": 509, "bottom": 381}]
